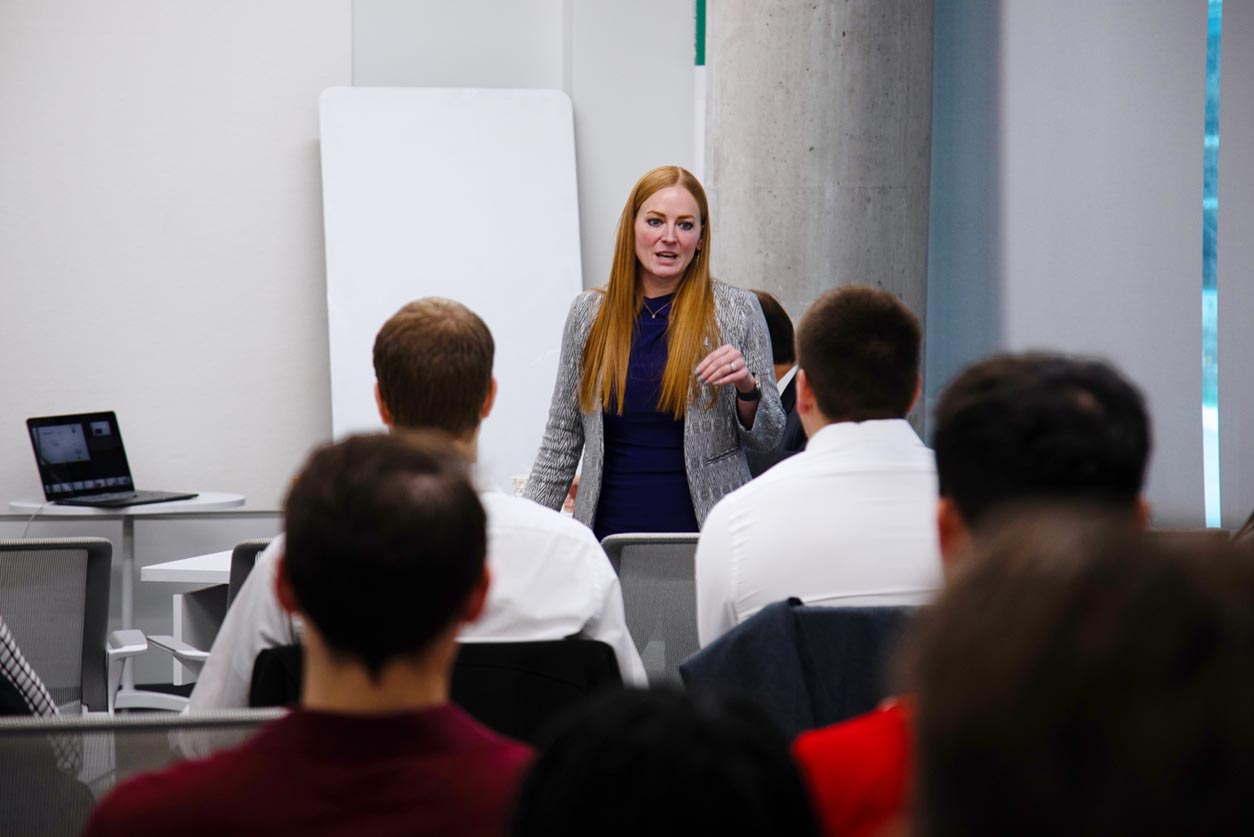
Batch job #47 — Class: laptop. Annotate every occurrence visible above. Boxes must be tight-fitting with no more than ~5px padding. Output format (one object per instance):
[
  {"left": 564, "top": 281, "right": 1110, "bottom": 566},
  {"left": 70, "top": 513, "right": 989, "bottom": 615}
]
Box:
[{"left": 26, "top": 412, "right": 198, "bottom": 508}]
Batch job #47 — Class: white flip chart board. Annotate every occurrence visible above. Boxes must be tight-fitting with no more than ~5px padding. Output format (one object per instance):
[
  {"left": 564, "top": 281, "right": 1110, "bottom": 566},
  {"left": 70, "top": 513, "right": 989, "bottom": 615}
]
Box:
[{"left": 320, "top": 87, "right": 583, "bottom": 490}]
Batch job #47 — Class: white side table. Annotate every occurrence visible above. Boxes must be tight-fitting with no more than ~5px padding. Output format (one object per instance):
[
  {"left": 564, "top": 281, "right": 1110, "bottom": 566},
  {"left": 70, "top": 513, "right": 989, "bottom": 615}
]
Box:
[
  {"left": 143, "top": 551, "right": 233, "bottom": 685},
  {"left": 10, "top": 493, "right": 245, "bottom": 709}
]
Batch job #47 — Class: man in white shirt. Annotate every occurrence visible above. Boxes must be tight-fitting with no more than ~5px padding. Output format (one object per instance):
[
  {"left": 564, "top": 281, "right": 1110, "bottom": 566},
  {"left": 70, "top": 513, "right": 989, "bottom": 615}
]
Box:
[
  {"left": 190, "top": 298, "right": 646, "bottom": 711},
  {"left": 695, "top": 286, "right": 941, "bottom": 646}
]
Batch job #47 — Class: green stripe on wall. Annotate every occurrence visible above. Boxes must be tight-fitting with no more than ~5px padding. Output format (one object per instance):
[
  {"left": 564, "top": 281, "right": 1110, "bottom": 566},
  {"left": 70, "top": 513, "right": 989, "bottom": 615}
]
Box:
[{"left": 696, "top": 0, "right": 706, "bottom": 66}]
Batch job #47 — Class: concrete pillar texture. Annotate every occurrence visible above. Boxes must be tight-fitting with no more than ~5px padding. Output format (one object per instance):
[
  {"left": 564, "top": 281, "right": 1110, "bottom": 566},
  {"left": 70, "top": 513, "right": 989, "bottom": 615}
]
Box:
[{"left": 705, "top": 0, "right": 934, "bottom": 402}]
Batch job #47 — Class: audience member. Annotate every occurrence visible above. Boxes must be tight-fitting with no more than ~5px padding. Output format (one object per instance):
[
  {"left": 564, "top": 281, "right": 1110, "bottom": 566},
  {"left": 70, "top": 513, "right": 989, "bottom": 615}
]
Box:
[
  {"left": 86, "top": 433, "right": 532, "bottom": 837},
  {"left": 745, "top": 289, "right": 807, "bottom": 476},
  {"left": 792, "top": 352, "right": 1152, "bottom": 837},
  {"left": 512, "top": 689, "right": 820, "bottom": 837},
  {"left": 189, "top": 298, "right": 645, "bottom": 713},
  {"left": 913, "top": 509, "right": 1254, "bottom": 836},
  {"left": 695, "top": 285, "right": 940, "bottom": 646}
]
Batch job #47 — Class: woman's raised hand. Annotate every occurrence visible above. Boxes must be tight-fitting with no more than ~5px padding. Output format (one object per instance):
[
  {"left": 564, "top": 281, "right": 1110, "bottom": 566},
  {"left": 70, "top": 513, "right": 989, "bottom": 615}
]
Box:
[{"left": 696, "top": 344, "right": 756, "bottom": 393}]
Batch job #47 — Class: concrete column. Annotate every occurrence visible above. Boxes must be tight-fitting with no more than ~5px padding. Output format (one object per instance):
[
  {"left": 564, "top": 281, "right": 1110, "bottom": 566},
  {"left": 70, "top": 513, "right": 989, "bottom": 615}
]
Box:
[{"left": 705, "top": 0, "right": 933, "bottom": 420}]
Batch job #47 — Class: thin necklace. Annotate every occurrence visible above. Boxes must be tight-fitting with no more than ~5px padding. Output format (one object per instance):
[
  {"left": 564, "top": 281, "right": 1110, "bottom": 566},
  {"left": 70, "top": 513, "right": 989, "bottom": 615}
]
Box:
[{"left": 642, "top": 297, "right": 673, "bottom": 319}]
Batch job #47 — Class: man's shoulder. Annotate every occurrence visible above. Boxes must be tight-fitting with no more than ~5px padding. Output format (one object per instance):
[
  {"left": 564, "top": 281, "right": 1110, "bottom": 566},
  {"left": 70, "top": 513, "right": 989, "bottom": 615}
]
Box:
[
  {"left": 481, "top": 492, "right": 602, "bottom": 550},
  {"left": 712, "top": 447, "right": 821, "bottom": 510},
  {"left": 85, "top": 725, "right": 274, "bottom": 836}
]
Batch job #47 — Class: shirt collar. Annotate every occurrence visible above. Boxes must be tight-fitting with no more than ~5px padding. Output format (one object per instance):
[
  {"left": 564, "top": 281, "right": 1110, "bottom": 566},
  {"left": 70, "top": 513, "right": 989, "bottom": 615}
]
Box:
[
  {"left": 805, "top": 418, "right": 924, "bottom": 452},
  {"left": 777, "top": 364, "right": 799, "bottom": 392}
]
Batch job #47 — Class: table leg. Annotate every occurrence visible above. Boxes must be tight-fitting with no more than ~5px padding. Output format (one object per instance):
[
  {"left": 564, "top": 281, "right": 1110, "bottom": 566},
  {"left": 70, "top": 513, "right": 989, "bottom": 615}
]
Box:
[
  {"left": 114, "top": 515, "right": 191, "bottom": 711},
  {"left": 120, "top": 516, "right": 136, "bottom": 691}
]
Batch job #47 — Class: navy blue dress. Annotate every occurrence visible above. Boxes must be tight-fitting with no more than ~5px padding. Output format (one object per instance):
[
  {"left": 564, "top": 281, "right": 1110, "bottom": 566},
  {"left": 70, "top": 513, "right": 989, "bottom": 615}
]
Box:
[{"left": 594, "top": 293, "right": 700, "bottom": 541}]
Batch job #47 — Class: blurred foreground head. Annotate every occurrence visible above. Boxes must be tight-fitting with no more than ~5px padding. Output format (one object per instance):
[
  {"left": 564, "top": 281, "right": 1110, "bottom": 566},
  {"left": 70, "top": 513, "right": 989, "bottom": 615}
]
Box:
[
  {"left": 933, "top": 353, "right": 1151, "bottom": 558},
  {"left": 911, "top": 508, "right": 1254, "bottom": 836},
  {"left": 512, "top": 689, "right": 820, "bottom": 837}
]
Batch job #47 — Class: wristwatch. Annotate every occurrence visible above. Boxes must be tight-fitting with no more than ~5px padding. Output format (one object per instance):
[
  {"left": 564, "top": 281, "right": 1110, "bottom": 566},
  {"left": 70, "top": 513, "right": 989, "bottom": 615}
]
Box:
[{"left": 736, "top": 378, "right": 763, "bottom": 402}]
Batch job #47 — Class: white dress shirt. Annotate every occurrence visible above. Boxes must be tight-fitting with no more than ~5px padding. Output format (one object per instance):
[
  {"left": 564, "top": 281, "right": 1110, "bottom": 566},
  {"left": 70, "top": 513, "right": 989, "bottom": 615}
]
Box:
[
  {"left": 695, "top": 419, "right": 943, "bottom": 647},
  {"left": 189, "top": 488, "right": 647, "bottom": 711}
]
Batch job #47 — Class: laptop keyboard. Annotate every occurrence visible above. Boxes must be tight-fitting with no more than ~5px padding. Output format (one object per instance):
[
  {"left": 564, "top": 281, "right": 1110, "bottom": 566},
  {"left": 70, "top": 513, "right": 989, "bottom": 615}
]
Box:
[{"left": 69, "top": 491, "right": 137, "bottom": 502}]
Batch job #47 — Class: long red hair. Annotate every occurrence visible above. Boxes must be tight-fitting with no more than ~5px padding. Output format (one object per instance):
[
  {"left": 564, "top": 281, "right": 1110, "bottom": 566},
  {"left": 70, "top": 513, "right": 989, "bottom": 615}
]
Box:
[{"left": 579, "top": 166, "right": 720, "bottom": 418}]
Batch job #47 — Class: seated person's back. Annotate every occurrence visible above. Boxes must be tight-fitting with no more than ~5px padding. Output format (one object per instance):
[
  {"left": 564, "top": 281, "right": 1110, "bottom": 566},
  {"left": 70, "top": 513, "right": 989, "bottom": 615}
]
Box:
[
  {"left": 696, "top": 286, "right": 940, "bottom": 645},
  {"left": 86, "top": 433, "right": 532, "bottom": 837},
  {"left": 793, "top": 353, "right": 1154, "bottom": 837},
  {"left": 188, "top": 299, "right": 644, "bottom": 713}
]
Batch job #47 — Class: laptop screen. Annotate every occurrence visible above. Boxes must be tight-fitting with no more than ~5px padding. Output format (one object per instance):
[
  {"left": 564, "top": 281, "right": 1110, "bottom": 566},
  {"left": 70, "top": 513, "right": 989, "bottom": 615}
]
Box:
[{"left": 26, "top": 412, "right": 135, "bottom": 500}]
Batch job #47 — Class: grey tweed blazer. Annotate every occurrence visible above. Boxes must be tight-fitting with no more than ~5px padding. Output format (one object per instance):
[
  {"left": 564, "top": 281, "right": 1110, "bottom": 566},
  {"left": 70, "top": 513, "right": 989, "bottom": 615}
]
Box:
[{"left": 523, "top": 281, "right": 785, "bottom": 529}]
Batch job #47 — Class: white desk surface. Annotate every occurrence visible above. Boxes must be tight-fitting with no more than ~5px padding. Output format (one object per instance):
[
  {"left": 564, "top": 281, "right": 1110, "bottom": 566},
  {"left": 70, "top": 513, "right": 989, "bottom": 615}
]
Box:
[
  {"left": 10, "top": 492, "right": 245, "bottom": 515},
  {"left": 142, "top": 551, "right": 231, "bottom": 585}
]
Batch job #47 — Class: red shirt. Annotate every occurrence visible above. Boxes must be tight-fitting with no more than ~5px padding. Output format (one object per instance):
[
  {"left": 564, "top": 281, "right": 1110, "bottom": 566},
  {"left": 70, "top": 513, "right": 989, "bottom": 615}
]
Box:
[
  {"left": 792, "top": 700, "right": 912, "bottom": 837},
  {"left": 85, "top": 706, "right": 533, "bottom": 837}
]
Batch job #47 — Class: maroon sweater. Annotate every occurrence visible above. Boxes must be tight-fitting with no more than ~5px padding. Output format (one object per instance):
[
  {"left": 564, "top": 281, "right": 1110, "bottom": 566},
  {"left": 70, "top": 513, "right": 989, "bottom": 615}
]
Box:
[{"left": 84, "top": 706, "right": 533, "bottom": 837}]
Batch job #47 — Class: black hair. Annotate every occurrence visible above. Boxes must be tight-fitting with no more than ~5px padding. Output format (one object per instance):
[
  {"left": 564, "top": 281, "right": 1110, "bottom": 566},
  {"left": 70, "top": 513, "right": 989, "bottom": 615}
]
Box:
[
  {"left": 512, "top": 689, "right": 820, "bottom": 837},
  {"left": 752, "top": 290, "right": 796, "bottom": 366},
  {"left": 933, "top": 353, "right": 1150, "bottom": 526},
  {"left": 283, "top": 431, "right": 486, "bottom": 679}
]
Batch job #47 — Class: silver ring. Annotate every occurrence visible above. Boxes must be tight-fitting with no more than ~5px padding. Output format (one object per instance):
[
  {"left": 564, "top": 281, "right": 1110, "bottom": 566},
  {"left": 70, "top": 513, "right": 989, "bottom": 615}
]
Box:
[{"left": 730, "top": 360, "right": 737, "bottom": 371}]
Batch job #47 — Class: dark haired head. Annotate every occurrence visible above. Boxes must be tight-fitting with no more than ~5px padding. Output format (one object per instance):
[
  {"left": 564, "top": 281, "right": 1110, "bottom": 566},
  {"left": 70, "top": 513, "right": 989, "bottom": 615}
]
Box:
[
  {"left": 910, "top": 508, "right": 1254, "bottom": 836},
  {"left": 752, "top": 290, "right": 796, "bottom": 367},
  {"left": 795, "top": 286, "right": 921, "bottom": 421},
  {"left": 512, "top": 689, "right": 820, "bottom": 837},
  {"left": 933, "top": 353, "right": 1150, "bottom": 527},
  {"left": 372, "top": 297, "right": 495, "bottom": 436},
  {"left": 283, "top": 432, "right": 486, "bottom": 680}
]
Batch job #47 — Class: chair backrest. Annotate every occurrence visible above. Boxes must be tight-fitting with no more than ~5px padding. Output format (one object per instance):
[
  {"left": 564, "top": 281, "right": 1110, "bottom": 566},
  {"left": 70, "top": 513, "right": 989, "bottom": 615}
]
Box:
[
  {"left": 600, "top": 533, "right": 700, "bottom": 688},
  {"left": 680, "top": 600, "right": 916, "bottom": 738},
  {"left": 226, "top": 538, "right": 272, "bottom": 609},
  {"left": 451, "top": 639, "right": 623, "bottom": 742},
  {"left": 0, "top": 709, "right": 282, "bottom": 836},
  {"left": 249, "top": 640, "right": 623, "bottom": 744},
  {"left": 0, "top": 539, "right": 112, "bottom": 713}
]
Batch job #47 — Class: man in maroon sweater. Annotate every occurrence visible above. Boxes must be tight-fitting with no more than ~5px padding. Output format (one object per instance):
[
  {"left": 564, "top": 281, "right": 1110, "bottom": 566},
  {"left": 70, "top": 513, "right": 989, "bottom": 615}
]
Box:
[{"left": 86, "top": 432, "right": 532, "bottom": 837}]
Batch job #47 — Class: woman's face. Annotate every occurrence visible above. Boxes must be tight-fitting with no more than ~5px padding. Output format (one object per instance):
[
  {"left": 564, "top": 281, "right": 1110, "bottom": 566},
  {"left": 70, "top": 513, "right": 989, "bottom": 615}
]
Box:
[{"left": 634, "top": 185, "right": 703, "bottom": 290}]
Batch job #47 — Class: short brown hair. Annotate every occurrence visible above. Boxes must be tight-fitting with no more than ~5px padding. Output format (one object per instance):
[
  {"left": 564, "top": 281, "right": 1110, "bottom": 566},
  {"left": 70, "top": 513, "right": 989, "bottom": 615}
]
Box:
[
  {"left": 910, "top": 508, "right": 1254, "bottom": 835},
  {"left": 795, "top": 286, "right": 920, "bottom": 421},
  {"left": 372, "top": 298, "right": 494, "bottom": 435}
]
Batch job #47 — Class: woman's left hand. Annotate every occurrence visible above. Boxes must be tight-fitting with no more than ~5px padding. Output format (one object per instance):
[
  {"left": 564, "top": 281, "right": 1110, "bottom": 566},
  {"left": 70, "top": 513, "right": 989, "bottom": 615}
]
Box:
[{"left": 696, "top": 344, "right": 757, "bottom": 394}]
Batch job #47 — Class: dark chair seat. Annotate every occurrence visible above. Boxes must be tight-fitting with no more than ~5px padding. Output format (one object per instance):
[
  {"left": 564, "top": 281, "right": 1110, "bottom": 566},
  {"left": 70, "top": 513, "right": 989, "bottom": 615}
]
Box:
[{"left": 249, "top": 639, "right": 624, "bottom": 744}]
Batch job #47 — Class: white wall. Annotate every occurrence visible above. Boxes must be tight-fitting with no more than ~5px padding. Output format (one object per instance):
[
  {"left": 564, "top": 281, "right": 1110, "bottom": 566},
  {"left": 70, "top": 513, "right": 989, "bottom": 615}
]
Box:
[
  {"left": 0, "top": 2, "right": 353, "bottom": 511},
  {"left": 928, "top": 0, "right": 1210, "bottom": 526},
  {"left": 1, "top": 0, "right": 697, "bottom": 513},
  {"left": 351, "top": 0, "right": 696, "bottom": 292}
]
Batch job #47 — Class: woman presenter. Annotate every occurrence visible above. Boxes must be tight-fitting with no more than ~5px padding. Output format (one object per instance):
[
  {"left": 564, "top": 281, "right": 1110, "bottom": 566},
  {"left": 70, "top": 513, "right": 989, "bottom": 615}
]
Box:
[{"left": 524, "top": 166, "right": 784, "bottom": 540}]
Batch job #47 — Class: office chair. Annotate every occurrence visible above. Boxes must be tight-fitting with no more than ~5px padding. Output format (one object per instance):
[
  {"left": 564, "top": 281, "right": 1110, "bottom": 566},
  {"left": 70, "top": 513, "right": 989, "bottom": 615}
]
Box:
[
  {"left": 0, "top": 538, "right": 145, "bottom": 716},
  {"left": 600, "top": 533, "right": 700, "bottom": 687},
  {"left": 0, "top": 708, "right": 283, "bottom": 835},
  {"left": 250, "top": 639, "right": 623, "bottom": 744}
]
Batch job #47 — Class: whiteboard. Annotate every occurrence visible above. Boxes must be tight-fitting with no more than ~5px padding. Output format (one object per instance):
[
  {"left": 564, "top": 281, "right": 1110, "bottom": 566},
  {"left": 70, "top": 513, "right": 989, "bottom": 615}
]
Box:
[{"left": 320, "top": 87, "right": 582, "bottom": 489}]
